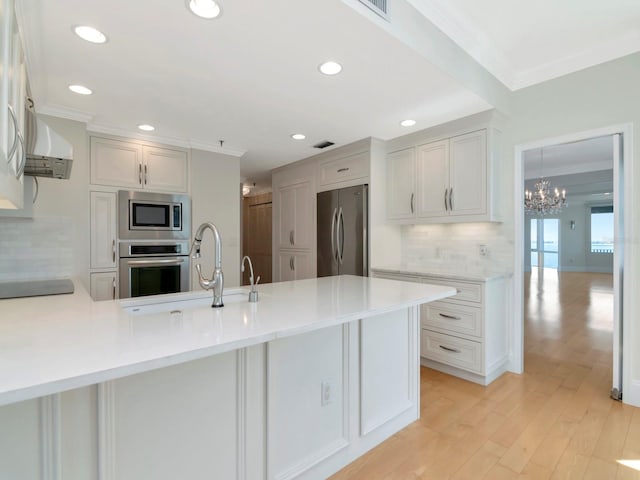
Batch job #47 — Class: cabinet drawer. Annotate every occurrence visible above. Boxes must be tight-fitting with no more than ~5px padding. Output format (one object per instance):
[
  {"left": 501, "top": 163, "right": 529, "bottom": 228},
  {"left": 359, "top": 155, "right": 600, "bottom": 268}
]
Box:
[
  {"left": 421, "top": 330, "right": 483, "bottom": 374},
  {"left": 422, "top": 301, "right": 482, "bottom": 338},
  {"left": 421, "top": 277, "right": 482, "bottom": 303},
  {"left": 318, "top": 151, "right": 369, "bottom": 187}
]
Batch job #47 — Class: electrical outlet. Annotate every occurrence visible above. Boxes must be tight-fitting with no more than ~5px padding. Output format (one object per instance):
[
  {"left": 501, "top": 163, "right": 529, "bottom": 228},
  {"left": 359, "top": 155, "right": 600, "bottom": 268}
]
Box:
[
  {"left": 479, "top": 244, "right": 489, "bottom": 257},
  {"left": 321, "top": 381, "right": 332, "bottom": 406}
]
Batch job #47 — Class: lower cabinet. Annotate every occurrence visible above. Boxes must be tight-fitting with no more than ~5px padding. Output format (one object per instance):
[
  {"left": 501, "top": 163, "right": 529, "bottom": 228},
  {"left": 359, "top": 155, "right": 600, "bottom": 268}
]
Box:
[
  {"left": 373, "top": 269, "right": 510, "bottom": 385},
  {"left": 0, "top": 308, "right": 420, "bottom": 480},
  {"left": 90, "top": 271, "right": 118, "bottom": 301},
  {"left": 277, "top": 250, "right": 313, "bottom": 282}
]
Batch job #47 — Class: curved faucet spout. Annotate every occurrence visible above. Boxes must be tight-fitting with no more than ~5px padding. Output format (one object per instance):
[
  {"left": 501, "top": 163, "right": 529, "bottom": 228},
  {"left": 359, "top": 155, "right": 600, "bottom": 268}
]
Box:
[{"left": 191, "top": 222, "right": 224, "bottom": 307}]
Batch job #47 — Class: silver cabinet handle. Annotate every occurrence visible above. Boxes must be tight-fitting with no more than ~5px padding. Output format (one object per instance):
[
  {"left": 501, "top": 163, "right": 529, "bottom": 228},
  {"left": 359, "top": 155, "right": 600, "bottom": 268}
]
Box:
[
  {"left": 410, "top": 192, "right": 414, "bottom": 214},
  {"left": 337, "top": 207, "right": 344, "bottom": 265},
  {"left": 444, "top": 188, "right": 449, "bottom": 211},
  {"left": 144, "top": 164, "right": 148, "bottom": 185},
  {"left": 6, "top": 105, "right": 19, "bottom": 166},
  {"left": 289, "top": 257, "right": 294, "bottom": 271},
  {"left": 330, "top": 207, "right": 338, "bottom": 264},
  {"left": 449, "top": 188, "right": 453, "bottom": 211},
  {"left": 112, "top": 277, "right": 116, "bottom": 300},
  {"left": 138, "top": 164, "right": 142, "bottom": 184},
  {"left": 127, "top": 258, "right": 184, "bottom": 266},
  {"left": 15, "top": 131, "right": 26, "bottom": 178},
  {"left": 112, "top": 240, "right": 116, "bottom": 263},
  {"left": 33, "top": 177, "right": 39, "bottom": 204},
  {"left": 439, "top": 345, "right": 461, "bottom": 353},
  {"left": 337, "top": 167, "right": 349, "bottom": 173},
  {"left": 439, "top": 313, "right": 462, "bottom": 320},
  {"left": 289, "top": 230, "right": 294, "bottom": 246}
]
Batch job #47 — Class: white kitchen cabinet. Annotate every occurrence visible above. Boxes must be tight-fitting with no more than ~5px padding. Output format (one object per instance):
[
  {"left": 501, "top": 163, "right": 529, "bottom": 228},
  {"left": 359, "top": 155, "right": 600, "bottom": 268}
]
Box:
[
  {"left": 90, "top": 191, "right": 117, "bottom": 269},
  {"left": 387, "top": 128, "right": 500, "bottom": 224},
  {"left": 317, "top": 150, "right": 369, "bottom": 191},
  {"left": 277, "top": 250, "right": 313, "bottom": 282},
  {"left": 276, "top": 179, "right": 313, "bottom": 250},
  {"left": 90, "top": 271, "right": 118, "bottom": 301},
  {"left": 373, "top": 269, "right": 509, "bottom": 385},
  {"left": 386, "top": 147, "right": 415, "bottom": 220},
  {"left": 0, "top": 0, "right": 27, "bottom": 210},
  {"left": 90, "top": 136, "right": 188, "bottom": 193}
]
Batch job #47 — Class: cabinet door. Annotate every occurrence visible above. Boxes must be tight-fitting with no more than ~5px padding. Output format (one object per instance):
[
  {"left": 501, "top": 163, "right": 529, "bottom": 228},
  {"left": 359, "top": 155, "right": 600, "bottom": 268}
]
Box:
[
  {"left": 278, "top": 251, "right": 313, "bottom": 282},
  {"left": 416, "top": 140, "right": 449, "bottom": 218},
  {"left": 0, "top": 4, "right": 24, "bottom": 209},
  {"left": 277, "top": 180, "right": 312, "bottom": 250},
  {"left": 386, "top": 148, "right": 415, "bottom": 220},
  {"left": 143, "top": 146, "right": 188, "bottom": 193},
  {"left": 90, "top": 137, "right": 143, "bottom": 188},
  {"left": 449, "top": 130, "right": 486, "bottom": 216},
  {"left": 90, "top": 191, "right": 117, "bottom": 269},
  {"left": 90, "top": 271, "right": 118, "bottom": 301}
]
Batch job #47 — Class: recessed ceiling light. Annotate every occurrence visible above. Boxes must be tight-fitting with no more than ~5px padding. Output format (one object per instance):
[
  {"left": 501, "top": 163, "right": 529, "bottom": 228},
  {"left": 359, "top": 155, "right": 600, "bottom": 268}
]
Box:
[
  {"left": 188, "top": 0, "right": 222, "bottom": 19},
  {"left": 74, "top": 25, "right": 107, "bottom": 44},
  {"left": 68, "top": 84, "right": 92, "bottom": 95},
  {"left": 319, "top": 61, "right": 342, "bottom": 76},
  {"left": 291, "top": 133, "right": 306, "bottom": 140},
  {"left": 400, "top": 119, "right": 416, "bottom": 127},
  {"left": 137, "top": 124, "right": 155, "bottom": 132}
]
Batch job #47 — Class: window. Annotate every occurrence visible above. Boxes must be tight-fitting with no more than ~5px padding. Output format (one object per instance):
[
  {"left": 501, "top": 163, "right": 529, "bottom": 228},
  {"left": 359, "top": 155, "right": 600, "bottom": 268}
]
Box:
[{"left": 590, "top": 205, "right": 614, "bottom": 253}]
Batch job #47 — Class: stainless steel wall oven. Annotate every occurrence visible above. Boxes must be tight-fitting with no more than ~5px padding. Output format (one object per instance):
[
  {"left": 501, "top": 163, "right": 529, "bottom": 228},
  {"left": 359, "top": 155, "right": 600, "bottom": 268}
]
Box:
[{"left": 117, "top": 190, "right": 191, "bottom": 299}]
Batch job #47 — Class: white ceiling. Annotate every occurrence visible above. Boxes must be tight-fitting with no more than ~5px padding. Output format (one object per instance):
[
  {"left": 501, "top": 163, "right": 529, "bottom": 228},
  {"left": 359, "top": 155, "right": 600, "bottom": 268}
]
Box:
[
  {"left": 17, "top": 0, "right": 638, "bottom": 186},
  {"left": 407, "top": 0, "right": 640, "bottom": 90}
]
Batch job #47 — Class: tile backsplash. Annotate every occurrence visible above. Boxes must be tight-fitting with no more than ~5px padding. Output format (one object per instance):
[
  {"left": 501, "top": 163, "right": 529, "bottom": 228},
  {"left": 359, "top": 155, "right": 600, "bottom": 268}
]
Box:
[
  {"left": 0, "top": 217, "right": 73, "bottom": 281},
  {"left": 401, "top": 223, "right": 513, "bottom": 273}
]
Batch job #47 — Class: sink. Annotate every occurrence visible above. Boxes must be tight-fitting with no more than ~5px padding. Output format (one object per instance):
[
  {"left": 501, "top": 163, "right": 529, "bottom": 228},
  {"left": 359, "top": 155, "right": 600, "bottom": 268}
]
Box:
[{"left": 121, "top": 290, "right": 255, "bottom": 316}]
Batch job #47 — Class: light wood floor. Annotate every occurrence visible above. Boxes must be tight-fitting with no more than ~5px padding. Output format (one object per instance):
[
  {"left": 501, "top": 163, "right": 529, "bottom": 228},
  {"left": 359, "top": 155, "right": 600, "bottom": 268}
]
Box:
[{"left": 330, "top": 271, "right": 640, "bottom": 479}]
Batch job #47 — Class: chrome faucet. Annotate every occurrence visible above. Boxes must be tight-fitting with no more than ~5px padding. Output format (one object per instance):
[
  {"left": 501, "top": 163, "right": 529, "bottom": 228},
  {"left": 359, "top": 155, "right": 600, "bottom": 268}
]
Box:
[
  {"left": 241, "top": 255, "right": 260, "bottom": 303},
  {"left": 190, "top": 222, "right": 224, "bottom": 308}
]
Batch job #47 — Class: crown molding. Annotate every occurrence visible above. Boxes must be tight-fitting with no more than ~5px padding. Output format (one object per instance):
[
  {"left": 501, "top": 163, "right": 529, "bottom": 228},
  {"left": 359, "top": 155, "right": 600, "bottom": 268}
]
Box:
[
  {"left": 38, "top": 103, "right": 95, "bottom": 123},
  {"left": 86, "top": 122, "right": 246, "bottom": 157},
  {"left": 512, "top": 29, "right": 640, "bottom": 90}
]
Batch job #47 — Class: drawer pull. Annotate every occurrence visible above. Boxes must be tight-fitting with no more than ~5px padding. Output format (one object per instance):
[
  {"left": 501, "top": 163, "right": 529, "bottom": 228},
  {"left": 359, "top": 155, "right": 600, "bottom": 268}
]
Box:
[
  {"left": 439, "top": 345, "right": 461, "bottom": 354},
  {"left": 337, "top": 167, "right": 349, "bottom": 173},
  {"left": 456, "top": 288, "right": 462, "bottom": 293},
  {"left": 439, "top": 313, "right": 462, "bottom": 320}
]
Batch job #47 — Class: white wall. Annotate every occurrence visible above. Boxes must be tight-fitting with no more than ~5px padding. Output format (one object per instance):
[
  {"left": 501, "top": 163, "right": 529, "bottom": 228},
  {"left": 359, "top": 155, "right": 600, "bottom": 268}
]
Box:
[
  {"left": 190, "top": 149, "right": 241, "bottom": 289},
  {"left": 0, "top": 116, "right": 89, "bottom": 288}
]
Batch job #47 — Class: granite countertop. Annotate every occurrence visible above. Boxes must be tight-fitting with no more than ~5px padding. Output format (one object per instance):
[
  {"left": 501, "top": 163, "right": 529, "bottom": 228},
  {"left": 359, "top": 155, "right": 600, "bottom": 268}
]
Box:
[
  {"left": 0, "top": 275, "right": 455, "bottom": 407},
  {"left": 372, "top": 265, "right": 513, "bottom": 282}
]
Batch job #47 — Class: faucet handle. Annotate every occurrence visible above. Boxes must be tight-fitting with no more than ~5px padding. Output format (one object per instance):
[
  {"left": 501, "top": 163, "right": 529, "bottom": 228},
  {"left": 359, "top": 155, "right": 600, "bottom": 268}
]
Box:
[{"left": 255, "top": 276, "right": 260, "bottom": 286}]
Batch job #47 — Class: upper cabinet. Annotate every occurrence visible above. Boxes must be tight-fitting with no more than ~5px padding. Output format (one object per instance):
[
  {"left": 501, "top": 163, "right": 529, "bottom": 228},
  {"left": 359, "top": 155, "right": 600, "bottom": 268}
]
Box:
[
  {"left": 387, "top": 128, "right": 501, "bottom": 224},
  {"left": 0, "top": 0, "right": 27, "bottom": 209},
  {"left": 90, "top": 136, "right": 188, "bottom": 193}
]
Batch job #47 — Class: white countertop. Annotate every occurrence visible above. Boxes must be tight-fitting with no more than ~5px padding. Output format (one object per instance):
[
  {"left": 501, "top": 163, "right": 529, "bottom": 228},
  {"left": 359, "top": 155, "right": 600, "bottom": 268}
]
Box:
[
  {"left": 0, "top": 275, "right": 454, "bottom": 407},
  {"left": 372, "top": 265, "right": 512, "bottom": 282}
]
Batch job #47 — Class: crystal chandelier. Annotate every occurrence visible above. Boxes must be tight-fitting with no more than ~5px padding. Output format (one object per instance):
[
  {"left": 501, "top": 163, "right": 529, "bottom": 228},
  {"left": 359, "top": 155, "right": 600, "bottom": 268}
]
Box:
[{"left": 524, "top": 148, "right": 567, "bottom": 215}]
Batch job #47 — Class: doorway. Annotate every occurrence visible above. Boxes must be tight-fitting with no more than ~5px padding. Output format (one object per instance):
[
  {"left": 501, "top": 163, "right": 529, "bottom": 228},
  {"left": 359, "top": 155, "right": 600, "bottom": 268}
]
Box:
[
  {"left": 513, "top": 125, "right": 633, "bottom": 404},
  {"left": 242, "top": 192, "right": 273, "bottom": 285}
]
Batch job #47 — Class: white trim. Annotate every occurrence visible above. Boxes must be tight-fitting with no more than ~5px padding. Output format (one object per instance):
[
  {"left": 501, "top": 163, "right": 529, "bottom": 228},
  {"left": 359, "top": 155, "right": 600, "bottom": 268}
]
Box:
[
  {"left": 38, "top": 104, "right": 95, "bottom": 123},
  {"left": 39, "top": 394, "right": 61, "bottom": 480},
  {"left": 97, "top": 382, "right": 116, "bottom": 480},
  {"left": 512, "top": 123, "right": 636, "bottom": 405},
  {"left": 236, "top": 349, "right": 247, "bottom": 480}
]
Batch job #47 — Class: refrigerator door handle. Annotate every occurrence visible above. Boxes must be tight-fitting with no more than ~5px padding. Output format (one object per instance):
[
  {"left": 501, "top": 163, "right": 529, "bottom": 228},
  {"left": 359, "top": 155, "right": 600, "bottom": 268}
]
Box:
[
  {"left": 331, "top": 207, "right": 338, "bottom": 264},
  {"left": 337, "top": 207, "right": 344, "bottom": 265}
]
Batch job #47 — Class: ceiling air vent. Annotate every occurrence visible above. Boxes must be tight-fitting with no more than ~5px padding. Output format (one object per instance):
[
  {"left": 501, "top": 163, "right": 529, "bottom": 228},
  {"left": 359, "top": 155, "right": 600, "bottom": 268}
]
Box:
[
  {"left": 313, "top": 140, "right": 335, "bottom": 149},
  {"left": 358, "top": 0, "right": 388, "bottom": 20}
]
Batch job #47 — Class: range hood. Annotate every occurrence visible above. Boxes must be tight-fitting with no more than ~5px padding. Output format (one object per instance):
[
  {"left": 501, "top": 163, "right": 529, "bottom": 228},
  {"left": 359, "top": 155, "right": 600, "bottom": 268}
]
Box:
[{"left": 24, "top": 109, "right": 73, "bottom": 179}]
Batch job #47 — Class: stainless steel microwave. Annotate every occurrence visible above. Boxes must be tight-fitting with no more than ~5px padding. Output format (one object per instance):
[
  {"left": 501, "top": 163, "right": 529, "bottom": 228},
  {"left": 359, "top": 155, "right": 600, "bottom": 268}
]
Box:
[{"left": 118, "top": 190, "right": 191, "bottom": 240}]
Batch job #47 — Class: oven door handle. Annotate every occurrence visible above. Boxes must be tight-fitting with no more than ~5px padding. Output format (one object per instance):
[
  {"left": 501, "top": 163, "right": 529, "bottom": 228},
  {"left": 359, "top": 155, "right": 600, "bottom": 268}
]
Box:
[{"left": 126, "top": 258, "right": 185, "bottom": 266}]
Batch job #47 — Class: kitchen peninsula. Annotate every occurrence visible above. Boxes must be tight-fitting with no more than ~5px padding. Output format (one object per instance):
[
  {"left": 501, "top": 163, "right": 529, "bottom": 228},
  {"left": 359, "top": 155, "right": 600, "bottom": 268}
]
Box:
[{"left": 0, "top": 275, "right": 454, "bottom": 480}]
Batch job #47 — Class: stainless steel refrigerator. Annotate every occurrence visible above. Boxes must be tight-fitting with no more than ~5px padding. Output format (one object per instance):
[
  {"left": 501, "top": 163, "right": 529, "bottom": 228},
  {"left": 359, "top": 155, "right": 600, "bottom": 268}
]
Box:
[{"left": 317, "top": 184, "right": 368, "bottom": 277}]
